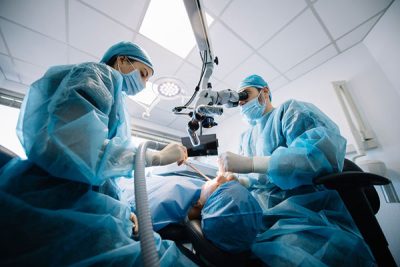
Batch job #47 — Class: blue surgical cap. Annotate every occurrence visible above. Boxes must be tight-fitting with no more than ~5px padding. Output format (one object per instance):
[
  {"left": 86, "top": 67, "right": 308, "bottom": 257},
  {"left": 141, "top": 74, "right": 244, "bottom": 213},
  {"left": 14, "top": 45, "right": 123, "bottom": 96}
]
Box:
[
  {"left": 239, "top": 74, "right": 271, "bottom": 101},
  {"left": 201, "top": 181, "right": 263, "bottom": 253},
  {"left": 100, "top": 41, "right": 154, "bottom": 74}
]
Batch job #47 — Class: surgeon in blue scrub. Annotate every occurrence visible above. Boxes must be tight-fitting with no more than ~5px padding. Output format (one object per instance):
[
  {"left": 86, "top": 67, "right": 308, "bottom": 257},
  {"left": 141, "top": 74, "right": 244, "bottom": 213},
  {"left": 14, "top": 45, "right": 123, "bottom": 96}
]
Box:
[
  {"left": 0, "top": 41, "right": 195, "bottom": 266},
  {"left": 218, "top": 74, "right": 376, "bottom": 266}
]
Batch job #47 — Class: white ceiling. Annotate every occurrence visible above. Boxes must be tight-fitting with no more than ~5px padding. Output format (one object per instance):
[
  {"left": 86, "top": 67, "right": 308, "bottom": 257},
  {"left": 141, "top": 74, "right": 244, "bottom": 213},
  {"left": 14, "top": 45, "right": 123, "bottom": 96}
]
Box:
[{"left": 0, "top": 0, "right": 393, "bottom": 134}]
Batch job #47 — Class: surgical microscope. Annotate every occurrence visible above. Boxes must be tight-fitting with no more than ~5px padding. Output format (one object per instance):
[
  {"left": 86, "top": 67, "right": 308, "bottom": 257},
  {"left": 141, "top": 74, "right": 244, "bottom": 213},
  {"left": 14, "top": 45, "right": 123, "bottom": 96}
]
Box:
[{"left": 173, "top": 0, "right": 248, "bottom": 147}]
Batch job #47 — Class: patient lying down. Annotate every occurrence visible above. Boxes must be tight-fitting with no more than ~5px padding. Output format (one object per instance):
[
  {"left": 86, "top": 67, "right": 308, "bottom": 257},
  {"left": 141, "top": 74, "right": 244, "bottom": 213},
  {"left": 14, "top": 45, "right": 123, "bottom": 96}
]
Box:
[
  {"left": 189, "top": 173, "right": 263, "bottom": 252},
  {"left": 188, "top": 173, "right": 242, "bottom": 219},
  {"left": 123, "top": 173, "right": 263, "bottom": 253}
]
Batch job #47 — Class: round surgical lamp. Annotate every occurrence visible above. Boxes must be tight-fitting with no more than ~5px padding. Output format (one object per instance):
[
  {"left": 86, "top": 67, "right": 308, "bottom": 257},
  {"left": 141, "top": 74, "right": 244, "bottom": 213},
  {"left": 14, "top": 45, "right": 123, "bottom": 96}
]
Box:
[{"left": 153, "top": 77, "right": 185, "bottom": 99}]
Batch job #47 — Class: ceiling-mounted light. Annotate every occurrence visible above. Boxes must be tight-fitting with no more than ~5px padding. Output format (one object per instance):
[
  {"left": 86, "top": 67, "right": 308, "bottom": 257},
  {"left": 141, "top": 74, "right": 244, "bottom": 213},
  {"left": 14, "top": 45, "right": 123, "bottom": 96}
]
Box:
[
  {"left": 139, "top": 0, "right": 214, "bottom": 58},
  {"left": 153, "top": 77, "right": 185, "bottom": 99}
]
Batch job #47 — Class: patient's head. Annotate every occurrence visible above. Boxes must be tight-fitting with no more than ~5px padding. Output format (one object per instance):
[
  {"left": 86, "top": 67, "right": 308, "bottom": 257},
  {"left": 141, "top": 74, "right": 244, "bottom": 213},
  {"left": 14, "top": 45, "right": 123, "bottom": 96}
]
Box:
[
  {"left": 198, "top": 173, "right": 237, "bottom": 205},
  {"left": 188, "top": 173, "right": 237, "bottom": 219},
  {"left": 201, "top": 180, "right": 263, "bottom": 253}
]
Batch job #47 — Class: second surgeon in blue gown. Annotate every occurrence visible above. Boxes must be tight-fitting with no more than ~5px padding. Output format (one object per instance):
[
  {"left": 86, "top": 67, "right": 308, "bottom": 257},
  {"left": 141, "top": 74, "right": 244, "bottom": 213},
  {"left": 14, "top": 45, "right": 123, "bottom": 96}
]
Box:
[
  {"left": 218, "top": 74, "right": 376, "bottom": 266},
  {"left": 0, "top": 41, "right": 196, "bottom": 266}
]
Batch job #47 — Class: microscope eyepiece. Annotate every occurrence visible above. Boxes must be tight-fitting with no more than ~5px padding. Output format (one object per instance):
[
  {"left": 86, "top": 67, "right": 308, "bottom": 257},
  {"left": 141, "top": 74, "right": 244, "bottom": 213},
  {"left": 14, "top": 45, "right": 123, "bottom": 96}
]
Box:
[{"left": 238, "top": 91, "right": 249, "bottom": 101}]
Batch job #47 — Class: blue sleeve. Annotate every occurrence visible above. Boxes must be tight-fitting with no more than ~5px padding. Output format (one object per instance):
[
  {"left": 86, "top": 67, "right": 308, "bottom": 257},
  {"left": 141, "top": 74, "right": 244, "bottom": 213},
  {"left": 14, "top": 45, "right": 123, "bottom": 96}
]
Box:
[
  {"left": 267, "top": 101, "right": 347, "bottom": 190},
  {"left": 19, "top": 63, "right": 136, "bottom": 185}
]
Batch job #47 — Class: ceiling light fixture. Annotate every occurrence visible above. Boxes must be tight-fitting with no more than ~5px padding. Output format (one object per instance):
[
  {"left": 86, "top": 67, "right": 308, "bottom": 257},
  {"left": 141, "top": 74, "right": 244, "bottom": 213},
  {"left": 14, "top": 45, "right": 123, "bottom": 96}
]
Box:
[
  {"left": 139, "top": 0, "right": 214, "bottom": 58},
  {"left": 153, "top": 77, "right": 185, "bottom": 99}
]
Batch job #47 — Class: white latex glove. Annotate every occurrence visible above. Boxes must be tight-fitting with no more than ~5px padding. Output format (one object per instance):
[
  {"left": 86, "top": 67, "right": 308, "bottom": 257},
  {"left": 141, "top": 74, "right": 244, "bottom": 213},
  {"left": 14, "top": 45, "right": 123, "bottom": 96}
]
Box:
[
  {"left": 145, "top": 143, "right": 188, "bottom": 167},
  {"left": 218, "top": 151, "right": 270, "bottom": 174}
]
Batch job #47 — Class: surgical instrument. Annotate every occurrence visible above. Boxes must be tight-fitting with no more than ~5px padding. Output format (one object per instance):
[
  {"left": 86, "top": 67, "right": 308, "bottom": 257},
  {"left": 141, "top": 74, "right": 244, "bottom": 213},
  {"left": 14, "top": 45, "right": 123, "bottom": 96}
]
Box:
[{"left": 183, "top": 161, "right": 211, "bottom": 181}]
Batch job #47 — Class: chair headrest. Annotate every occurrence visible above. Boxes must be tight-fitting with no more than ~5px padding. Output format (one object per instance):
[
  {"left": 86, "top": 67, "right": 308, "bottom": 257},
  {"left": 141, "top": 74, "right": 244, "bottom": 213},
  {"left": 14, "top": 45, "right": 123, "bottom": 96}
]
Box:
[
  {"left": 185, "top": 219, "right": 253, "bottom": 267},
  {"left": 0, "top": 145, "right": 18, "bottom": 168}
]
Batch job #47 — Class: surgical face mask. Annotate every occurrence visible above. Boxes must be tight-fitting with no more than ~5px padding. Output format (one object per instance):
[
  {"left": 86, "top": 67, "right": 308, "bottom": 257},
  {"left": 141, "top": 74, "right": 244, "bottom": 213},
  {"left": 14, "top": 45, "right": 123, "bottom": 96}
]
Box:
[
  {"left": 240, "top": 91, "right": 266, "bottom": 123},
  {"left": 118, "top": 61, "right": 145, "bottom": 95}
]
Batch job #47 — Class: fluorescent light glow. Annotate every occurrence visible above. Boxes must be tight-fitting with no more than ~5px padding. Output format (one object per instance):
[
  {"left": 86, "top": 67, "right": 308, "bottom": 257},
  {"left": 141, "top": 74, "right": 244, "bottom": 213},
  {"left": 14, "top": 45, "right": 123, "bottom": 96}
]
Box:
[
  {"left": 129, "top": 82, "right": 158, "bottom": 106},
  {"left": 140, "top": 0, "right": 214, "bottom": 58}
]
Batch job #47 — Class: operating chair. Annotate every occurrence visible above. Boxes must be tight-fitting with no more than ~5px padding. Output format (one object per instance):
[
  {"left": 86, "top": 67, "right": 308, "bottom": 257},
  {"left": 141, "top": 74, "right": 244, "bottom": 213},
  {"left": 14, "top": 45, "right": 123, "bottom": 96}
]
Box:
[
  {"left": 313, "top": 159, "right": 397, "bottom": 267},
  {"left": 158, "top": 158, "right": 397, "bottom": 267}
]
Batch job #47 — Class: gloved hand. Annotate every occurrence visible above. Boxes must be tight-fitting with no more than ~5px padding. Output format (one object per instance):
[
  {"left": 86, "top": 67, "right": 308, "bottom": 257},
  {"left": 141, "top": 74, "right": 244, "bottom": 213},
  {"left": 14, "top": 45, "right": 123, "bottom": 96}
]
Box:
[
  {"left": 218, "top": 151, "right": 270, "bottom": 174},
  {"left": 145, "top": 143, "right": 188, "bottom": 167}
]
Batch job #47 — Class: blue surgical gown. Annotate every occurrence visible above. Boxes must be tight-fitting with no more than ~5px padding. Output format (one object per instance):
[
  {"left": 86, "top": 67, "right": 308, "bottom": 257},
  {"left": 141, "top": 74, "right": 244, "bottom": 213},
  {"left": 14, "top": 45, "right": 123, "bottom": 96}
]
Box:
[
  {"left": 17, "top": 62, "right": 136, "bottom": 186},
  {"left": 0, "top": 160, "right": 197, "bottom": 266},
  {"left": 240, "top": 99, "right": 347, "bottom": 190},
  {"left": 0, "top": 63, "right": 197, "bottom": 266},
  {"left": 118, "top": 175, "right": 204, "bottom": 231},
  {"left": 239, "top": 100, "right": 375, "bottom": 266}
]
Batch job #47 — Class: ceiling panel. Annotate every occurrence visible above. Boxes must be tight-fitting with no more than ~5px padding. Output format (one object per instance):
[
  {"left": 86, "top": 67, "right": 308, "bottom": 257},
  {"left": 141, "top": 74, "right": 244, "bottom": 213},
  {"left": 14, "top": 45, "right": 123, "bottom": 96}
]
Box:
[
  {"left": 203, "top": 0, "right": 232, "bottom": 17},
  {"left": 134, "top": 34, "right": 184, "bottom": 80},
  {"left": 336, "top": 14, "right": 381, "bottom": 52},
  {"left": 185, "top": 48, "right": 202, "bottom": 69},
  {"left": 69, "top": 47, "right": 99, "bottom": 64},
  {"left": 258, "top": 9, "right": 331, "bottom": 72},
  {"left": 285, "top": 45, "right": 337, "bottom": 80},
  {"left": 221, "top": 0, "right": 307, "bottom": 49},
  {"left": 0, "top": 70, "right": 5, "bottom": 83},
  {"left": 0, "top": 34, "right": 8, "bottom": 54},
  {"left": 314, "top": 0, "right": 392, "bottom": 39},
  {"left": 69, "top": 0, "right": 136, "bottom": 58},
  {"left": 212, "top": 79, "right": 234, "bottom": 91},
  {"left": 142, "top": 106, "right": 177, "bottom": 126},
  {"left": 154, "top": 96, "right": 189, "bottom": 112},
  {"left": 0, "top": 0, "right": 395, "bottom": 132},
  {"left": 81, "top": 0, "right": 149, "bottom": 31},
  {"left": 174, "top": 63, "right": 201, "bottom": 94},
  {"left": 224, "top": 53, "right": 280, "bottom": 89},
  {"left": 187, "top": 22, "right": 253, "bottom": 80},
  {"left": 0, "top": 19, "right": 68, "bottom": 68},
  {"left": 124, "top": 97, "right": 147, "bottom": 116},
  {"left": 13, "top": 59, "right": 47, "bottom": 85},
  {"left": 167, "top": 116, "right": 189, "bottom": 133},
  {"left": 0, "top": 54, "right": 19, "bottom": 82},
  {"left": 0, "top": 0, "right": 66, "bottom": 42},
  {"left": 268, "top": 75, "right": 289, "bottom": 91}
]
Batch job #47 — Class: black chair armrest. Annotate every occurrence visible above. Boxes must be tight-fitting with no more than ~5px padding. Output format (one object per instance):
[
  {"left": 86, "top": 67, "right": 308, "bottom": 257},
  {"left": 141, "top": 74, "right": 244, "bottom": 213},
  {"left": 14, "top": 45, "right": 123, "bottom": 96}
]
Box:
[
  {"left": 313, "top": 171, "right": 390, "bottom": 188},
  {"left": 313, "top": 171, "right": 389, "bottom": 214},
  {"left": 157, "top": 223, "right": 189, "bottom": 242}
]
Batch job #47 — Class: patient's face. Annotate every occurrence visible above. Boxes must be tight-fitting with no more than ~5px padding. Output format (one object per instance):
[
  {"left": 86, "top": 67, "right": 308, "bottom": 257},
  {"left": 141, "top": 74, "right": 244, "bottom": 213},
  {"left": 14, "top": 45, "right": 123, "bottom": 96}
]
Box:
[
  {"left": 198, "top": 173, "right": 238, "bottom": 206},
  {"left": 188, "top": 173, "right": 238, "bottom": 220},
  {"left": 198, "top": 179, "right": 221, "bottom": 206}
]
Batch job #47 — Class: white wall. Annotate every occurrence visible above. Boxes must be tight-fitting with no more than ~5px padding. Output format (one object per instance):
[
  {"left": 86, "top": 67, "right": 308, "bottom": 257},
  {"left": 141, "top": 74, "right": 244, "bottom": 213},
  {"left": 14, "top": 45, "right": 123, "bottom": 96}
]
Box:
[
  {"left": 215, "top": 3, "right": 400, "bottom": 263},
  {"left": 364, "top": 0, "right": 400, "bottom": 96}
]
